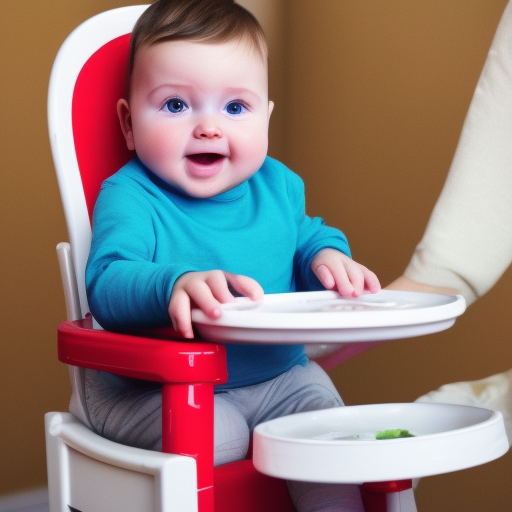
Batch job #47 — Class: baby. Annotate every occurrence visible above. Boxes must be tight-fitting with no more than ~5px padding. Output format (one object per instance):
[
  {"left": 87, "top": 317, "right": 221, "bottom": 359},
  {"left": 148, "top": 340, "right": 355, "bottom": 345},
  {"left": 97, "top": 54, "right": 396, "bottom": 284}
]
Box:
[{"left": 85, "top": 1, "right": 380, "bottom": 510}]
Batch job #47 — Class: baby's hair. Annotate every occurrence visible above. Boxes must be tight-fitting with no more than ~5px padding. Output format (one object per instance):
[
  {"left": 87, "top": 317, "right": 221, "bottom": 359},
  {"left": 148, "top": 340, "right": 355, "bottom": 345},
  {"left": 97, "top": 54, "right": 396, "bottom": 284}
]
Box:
[{"left": 129, "top": 0, "right": 268, "bottom": 72}]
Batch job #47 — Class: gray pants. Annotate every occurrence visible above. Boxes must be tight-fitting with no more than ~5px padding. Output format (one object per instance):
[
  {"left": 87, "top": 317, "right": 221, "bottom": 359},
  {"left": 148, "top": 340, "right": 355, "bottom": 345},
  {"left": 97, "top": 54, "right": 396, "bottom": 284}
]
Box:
[{"left": 85, "top": 362, "right": 364, "bottom": 512}]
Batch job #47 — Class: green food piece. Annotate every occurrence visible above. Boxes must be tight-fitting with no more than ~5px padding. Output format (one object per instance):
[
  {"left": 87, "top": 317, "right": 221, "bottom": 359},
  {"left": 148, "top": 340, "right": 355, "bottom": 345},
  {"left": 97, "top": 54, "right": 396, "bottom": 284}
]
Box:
[{"left": 376, "top": 429, "right": 415, "bottom": 440}]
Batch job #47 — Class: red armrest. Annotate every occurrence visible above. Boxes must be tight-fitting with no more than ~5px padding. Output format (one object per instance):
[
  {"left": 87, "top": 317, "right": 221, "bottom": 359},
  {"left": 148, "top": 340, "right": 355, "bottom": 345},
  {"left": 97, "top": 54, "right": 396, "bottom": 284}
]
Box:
[
  {"left": 58, "top": 317, "right": 228, "bottom": 512},
  {"left": 57, "top": 318, "right": 228, "bottom": 384}
]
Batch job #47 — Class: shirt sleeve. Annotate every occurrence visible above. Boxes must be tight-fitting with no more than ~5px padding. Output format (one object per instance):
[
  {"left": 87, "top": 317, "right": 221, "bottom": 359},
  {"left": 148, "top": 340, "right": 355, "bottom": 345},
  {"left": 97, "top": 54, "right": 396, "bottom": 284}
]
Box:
[
  {"left": 288, "top": 172, "right": 352, "bottom": 291},
  {"left": 85, "top": 179, "right": 190, "bottom": 330},
  {"left": 404, "top": 1, "right": 512, "bottom": 306}
]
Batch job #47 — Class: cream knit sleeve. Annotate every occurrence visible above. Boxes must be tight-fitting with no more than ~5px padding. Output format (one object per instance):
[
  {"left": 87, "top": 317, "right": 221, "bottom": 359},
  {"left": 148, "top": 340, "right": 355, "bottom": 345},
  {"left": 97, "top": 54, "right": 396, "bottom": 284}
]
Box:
[{"left": 405, "top": 1, "right": 512, "bottom": 306}]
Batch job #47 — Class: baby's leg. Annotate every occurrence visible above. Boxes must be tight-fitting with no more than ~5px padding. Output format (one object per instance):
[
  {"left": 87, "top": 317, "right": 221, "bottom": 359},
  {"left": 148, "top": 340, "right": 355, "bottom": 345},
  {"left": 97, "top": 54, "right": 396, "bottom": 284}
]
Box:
[
  {"left": 84, "top": 369, "right": 250, "bottom": 465},
  {"left": 245, "top": 362, "right": 365, "bottom": 512},
  {"left": 85, "top": 369, "right": 163, "bottom": 450},
  {"left": 213, "top": 393, "right": 250, "bottom": 465},
  {"left": 84, "top": 365, "right": 364, "bottom": 511},
  {"left": 287, "top": 481, "right": 365, "bottom": 512}
]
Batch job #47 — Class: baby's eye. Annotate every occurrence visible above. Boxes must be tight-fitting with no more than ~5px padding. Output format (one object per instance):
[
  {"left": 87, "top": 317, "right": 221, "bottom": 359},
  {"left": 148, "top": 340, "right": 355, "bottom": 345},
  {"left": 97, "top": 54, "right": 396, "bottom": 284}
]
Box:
[
  {"left": 164, "top": 98, "right": 188, "bottom": 114},
  {"left": 225, "top": 101, "right": 246, "bottom": 115}
]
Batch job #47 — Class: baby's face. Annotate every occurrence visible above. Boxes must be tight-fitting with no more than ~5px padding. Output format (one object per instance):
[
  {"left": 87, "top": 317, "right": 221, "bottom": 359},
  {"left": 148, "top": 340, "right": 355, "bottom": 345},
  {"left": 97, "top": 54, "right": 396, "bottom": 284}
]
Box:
[{"left": 118, "top": 39, "right": 273, "bottom": 198}]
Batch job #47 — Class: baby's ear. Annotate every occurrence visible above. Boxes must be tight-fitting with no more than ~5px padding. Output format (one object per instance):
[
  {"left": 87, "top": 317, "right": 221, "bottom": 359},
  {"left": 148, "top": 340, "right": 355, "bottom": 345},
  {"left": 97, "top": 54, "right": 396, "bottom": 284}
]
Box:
[
  {"left": 117, "top": 98, "right": 135, "bottom": 150},
  {"left": 268, "top": 100, "right": 274, "bottom": 119}
]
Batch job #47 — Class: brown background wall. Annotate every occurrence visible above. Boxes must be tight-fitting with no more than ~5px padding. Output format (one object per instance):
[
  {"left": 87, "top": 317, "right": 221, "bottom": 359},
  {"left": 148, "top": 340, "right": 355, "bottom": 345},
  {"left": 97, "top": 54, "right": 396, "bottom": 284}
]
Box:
[
  {"left": 280, "top": 3, "right": 512, "bottom": 511},
  {"left": 1, "top": 1, "right": 511, "bottom": 511}
]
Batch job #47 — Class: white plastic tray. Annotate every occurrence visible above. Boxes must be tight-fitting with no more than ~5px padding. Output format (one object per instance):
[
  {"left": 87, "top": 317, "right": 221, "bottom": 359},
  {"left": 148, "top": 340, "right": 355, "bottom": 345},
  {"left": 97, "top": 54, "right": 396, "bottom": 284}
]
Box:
[
  {"left": 192, "top": 290, "right": 466, "bottom": 343},
  {"left": 253, "top": 403, "right": 508, "bottom": 483}
]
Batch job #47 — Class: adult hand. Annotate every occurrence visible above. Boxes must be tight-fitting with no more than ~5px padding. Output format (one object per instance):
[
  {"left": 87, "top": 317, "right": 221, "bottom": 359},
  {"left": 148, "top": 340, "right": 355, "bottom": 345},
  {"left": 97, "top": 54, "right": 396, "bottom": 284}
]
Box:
[{"left": 386, "top": 275, "right": 458, "bottom": 295}]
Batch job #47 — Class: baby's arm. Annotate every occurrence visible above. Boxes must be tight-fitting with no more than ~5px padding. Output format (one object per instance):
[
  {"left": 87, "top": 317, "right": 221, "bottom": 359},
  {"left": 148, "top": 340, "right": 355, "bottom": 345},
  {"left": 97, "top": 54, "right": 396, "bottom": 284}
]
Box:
[
  {"left": 311, "top": 248, "right": 381, "bottom": 297},
  {"left": 169, "top": 270, "right": 264, "bottom": 338}
]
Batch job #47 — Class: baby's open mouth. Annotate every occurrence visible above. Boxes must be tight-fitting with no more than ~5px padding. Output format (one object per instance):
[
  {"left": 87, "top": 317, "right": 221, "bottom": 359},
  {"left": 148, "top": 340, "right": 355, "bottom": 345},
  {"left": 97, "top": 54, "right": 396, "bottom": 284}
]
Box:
[{"left": 187, "top": 153, "right": 224, "bottom": 165}]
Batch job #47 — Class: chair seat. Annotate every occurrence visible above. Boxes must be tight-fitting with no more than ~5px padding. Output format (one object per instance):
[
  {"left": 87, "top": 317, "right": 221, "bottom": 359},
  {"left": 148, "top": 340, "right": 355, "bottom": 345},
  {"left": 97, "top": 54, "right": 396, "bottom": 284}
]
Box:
[{"left": 214, "top": 459, "right": 295, "bottom": 512}]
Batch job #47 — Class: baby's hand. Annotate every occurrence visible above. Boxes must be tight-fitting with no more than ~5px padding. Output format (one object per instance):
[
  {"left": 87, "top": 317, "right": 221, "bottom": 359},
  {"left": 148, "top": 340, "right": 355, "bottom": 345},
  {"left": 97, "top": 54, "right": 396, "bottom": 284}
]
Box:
[
  {"left": 169, "top": 270, "right": 263, "bottom": 338},
  {"left": 312, "top": 249, "right": 381, "bottom": 297}
]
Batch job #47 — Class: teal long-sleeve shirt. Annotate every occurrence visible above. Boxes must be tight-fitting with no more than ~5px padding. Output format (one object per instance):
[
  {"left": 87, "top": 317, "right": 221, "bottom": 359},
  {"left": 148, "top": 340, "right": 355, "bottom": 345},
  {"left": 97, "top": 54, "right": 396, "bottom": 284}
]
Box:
[{"left": 86, "top": 156, "right": 351, "bottom": 389}]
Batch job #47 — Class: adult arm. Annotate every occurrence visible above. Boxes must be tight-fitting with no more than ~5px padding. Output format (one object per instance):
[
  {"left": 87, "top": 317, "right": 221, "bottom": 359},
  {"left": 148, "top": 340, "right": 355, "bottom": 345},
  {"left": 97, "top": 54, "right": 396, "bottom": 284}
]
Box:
[{"left": 389, "top": 1, "right": 512, "bottom": 306}]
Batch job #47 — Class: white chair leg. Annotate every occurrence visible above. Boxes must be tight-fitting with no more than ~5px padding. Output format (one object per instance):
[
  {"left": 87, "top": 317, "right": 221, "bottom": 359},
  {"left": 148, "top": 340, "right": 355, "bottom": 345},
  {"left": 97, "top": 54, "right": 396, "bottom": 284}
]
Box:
[
  {"left": 45, "top": 412, "right": 198, "bottom": 512},
  {"left": 386, "top": 488, "right": 418, "bottom": 512}
]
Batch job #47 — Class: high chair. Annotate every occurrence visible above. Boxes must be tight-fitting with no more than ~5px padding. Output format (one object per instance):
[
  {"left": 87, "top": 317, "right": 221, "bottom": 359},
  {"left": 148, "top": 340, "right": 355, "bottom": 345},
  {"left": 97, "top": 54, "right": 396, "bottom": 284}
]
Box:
[
  {"left": 46, "top": 5, "right": 296, "bottom": 512},
  {"left": 45, "top": 4, "right": 376, "bottom": 511},
  {"left": 45, "top": 5, "right": 507, "bottom": 512}
]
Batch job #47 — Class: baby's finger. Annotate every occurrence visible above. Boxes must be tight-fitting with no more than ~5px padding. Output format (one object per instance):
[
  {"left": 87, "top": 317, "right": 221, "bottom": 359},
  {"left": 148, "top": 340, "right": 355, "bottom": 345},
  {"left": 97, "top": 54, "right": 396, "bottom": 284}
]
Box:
[
  {"left": 313, "top": 263, "right": 336, "bottom": 290},
  {"left": 225, "top": 273, "right": 264, "bottom": 301},
  {"left": 362, "top": 267, "right": 381, "bottom": 293},
  {"left": 204, "top": 270, "right": 238, "bottom": 304},
  {"left": 168, "top": 289, "right": 194, "bottom": 338},
  {"left": 343, "top": 262, "right": 366, "bottom": 296},
  {"left": 328, "top": 264, "right": 357, "bottom": 297},
  {"left": 185, "top": 278, "right": 225, "bottom": 320}
]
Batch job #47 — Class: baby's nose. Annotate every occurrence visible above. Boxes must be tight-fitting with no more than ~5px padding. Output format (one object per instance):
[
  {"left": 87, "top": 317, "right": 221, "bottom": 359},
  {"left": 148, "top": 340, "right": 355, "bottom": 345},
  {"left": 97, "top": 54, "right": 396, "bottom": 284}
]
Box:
[{"left": 194, "top": 118, "right": 223, "bottom": 138}]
